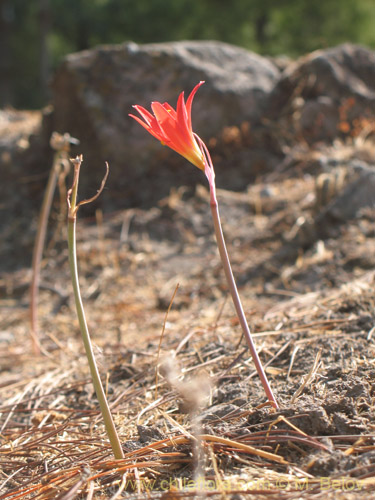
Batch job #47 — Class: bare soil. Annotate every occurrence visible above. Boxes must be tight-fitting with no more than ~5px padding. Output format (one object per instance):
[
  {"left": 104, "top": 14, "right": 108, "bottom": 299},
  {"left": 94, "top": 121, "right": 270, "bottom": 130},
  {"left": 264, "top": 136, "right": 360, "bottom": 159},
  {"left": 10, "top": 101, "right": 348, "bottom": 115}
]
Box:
[{"left": 1, "top": 133, "right": 375, "bottom": 499}]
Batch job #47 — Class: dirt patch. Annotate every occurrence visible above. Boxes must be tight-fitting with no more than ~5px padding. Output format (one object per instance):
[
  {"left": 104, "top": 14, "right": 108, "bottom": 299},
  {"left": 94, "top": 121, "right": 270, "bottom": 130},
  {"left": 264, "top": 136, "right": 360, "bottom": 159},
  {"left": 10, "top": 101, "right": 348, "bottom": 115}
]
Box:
[{"left": 1, "top": 135, "right": 375, "bottom": 499}]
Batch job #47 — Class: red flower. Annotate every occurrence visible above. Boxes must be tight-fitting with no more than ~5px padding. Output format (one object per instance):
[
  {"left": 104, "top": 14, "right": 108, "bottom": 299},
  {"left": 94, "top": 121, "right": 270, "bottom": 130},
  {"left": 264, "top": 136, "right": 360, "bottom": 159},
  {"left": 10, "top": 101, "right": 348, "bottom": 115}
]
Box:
[{"left": 130, "top": 81, "right": 206, "bottom": 171}]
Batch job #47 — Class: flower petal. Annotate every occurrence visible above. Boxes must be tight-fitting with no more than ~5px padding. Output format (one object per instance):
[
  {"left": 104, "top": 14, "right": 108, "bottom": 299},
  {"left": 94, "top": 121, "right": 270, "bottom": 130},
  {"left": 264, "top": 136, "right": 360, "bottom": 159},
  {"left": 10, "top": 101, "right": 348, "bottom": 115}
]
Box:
[
  {"left": 151, "top": 101, "right": 187, "bottom": 151},
  {"left": 162, "top": 102, "right": 177, "bottom": 119},
  {"left": 185, "top": 81, "right": 205, "bottom": 130},
  {"left": 129, "top": 113, "right": 165, "bottom": 142},
  {"left": 176, "top": 91, "right": 192, "bottom": 141},
  {"left": 130, "top": 82, "right": 206, "bottom": 171},
  {"left": 131, "top": 105, "right": 155, "bottom": 126}
]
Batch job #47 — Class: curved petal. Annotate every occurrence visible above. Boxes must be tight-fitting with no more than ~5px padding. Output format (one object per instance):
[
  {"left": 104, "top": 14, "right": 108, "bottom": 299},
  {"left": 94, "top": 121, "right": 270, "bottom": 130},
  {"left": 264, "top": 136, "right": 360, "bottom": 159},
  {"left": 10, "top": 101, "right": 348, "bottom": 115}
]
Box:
[
  {"left": 151, "top": 101, "right": 176, "bottom": 125},
  {"left": 162, "top": 102, "right": 177, "bottom": 119},
  {"left": 185, "top": 81, "right": 205, "bottom": 130},
  {"left": 131, "top": 105, "right": 155, "bottom": 127},
  {"left": 130, "top": 105, "right": 166, "bottom": 142},
  {"left": 129, "top": 113, "right": 165, "bottom": 142},
  {"left": 176, "top": 91, "right": 193, "bottom": 143},
  {"left": 151, "top": 101, "right": 186, "bottom": 151}
]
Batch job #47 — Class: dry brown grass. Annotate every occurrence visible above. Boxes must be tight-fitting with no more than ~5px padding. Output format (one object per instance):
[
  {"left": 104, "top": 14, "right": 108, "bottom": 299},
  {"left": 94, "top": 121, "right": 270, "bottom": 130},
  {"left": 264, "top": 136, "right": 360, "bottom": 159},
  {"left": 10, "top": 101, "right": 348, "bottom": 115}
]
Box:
[{"left": 2, "top": 136, "right": 375, "bottom": 498}]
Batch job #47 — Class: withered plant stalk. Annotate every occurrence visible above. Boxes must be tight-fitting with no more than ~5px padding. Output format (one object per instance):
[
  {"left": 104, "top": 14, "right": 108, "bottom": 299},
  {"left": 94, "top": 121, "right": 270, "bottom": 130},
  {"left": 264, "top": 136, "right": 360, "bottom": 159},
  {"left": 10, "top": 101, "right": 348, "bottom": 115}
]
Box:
[
  {"left": 67, "top": 155, "right": 124, "bottom": 459},
  {"left": 30, "top": 161, "right": 58, "bottom": 355},
  {"left": 30, "top": 133, "right": 76, "bottom": 354}
]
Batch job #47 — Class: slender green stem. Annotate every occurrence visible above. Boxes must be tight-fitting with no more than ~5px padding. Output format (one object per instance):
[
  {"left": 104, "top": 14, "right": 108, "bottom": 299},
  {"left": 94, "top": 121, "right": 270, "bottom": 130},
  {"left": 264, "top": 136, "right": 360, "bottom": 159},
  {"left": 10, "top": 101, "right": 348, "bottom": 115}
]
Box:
[
  {"left": 68, "top": 161, "right": 124, "bottom": 459},
  {"left": 209, "top": 182, "right": 278, "bottom": 409}
]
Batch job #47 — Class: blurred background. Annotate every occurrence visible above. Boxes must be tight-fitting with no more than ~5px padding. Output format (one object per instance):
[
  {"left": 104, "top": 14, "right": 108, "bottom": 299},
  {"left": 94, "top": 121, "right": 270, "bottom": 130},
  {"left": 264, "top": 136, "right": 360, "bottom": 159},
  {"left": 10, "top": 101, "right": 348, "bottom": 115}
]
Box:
[{"left": 1, "top": 0, "right": 375, "bottom": 110}]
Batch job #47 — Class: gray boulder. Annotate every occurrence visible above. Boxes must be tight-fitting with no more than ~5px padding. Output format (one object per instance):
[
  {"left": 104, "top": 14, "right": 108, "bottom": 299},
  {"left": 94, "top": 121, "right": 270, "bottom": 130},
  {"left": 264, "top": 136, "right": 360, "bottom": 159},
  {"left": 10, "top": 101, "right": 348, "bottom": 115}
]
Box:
[
  {"left": 51, "top": 40, "right": 280, "bottom": 207},
  {"left": 266, "top": 44, "right": 375, "bottom": 144}
]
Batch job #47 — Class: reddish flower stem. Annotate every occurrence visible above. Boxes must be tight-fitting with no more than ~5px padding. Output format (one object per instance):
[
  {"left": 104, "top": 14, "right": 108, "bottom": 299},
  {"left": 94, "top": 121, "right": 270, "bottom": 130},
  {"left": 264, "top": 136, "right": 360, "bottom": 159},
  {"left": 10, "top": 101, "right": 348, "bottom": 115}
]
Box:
[
  {"left": 197, "top": 136, "right": 278, "bottom": 409},
  {"left": 210, "top": 193, "right": 278, "bottom": 409}
]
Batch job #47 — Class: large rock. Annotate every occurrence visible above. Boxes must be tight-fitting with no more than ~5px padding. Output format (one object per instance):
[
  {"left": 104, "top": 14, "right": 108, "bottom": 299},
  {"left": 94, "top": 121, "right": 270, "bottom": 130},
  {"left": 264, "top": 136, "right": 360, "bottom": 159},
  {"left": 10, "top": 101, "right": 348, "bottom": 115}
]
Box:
[
  {"left": 51, "top": 40, "right": 280, "bottom": 207},
  {"left": 0, "top": 109, "right": 53, "bottom": 270},
  {"left": 266, "top": 44, "right": 375, "bottom": 144}
]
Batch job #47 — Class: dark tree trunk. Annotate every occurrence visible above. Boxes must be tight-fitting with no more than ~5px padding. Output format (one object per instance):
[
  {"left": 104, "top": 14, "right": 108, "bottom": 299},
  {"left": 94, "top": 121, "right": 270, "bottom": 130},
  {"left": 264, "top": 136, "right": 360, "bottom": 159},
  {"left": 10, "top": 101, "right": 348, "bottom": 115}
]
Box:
[
  {"left": 0, "top": 0, "right": 14, "bottom": 106},
  {"left": 254, "top": 11, "right": 269, "bottom": 47},
  {"left": 38, "top": 0, "right": 51, "bottom": 104}
]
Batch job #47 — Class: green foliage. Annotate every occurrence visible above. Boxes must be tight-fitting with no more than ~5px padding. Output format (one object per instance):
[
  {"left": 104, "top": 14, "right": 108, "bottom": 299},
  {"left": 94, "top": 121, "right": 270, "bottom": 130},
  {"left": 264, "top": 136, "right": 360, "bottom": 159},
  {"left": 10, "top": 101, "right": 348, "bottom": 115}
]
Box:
[
  {"left": 2, "top": 1, "right": 42, "bottom": 108},
  {"left": 2, "top": 0, "right": 375, "bottom": 108},
  {"left": 268, "top": 0, "right": 375, "bottom": 55}
]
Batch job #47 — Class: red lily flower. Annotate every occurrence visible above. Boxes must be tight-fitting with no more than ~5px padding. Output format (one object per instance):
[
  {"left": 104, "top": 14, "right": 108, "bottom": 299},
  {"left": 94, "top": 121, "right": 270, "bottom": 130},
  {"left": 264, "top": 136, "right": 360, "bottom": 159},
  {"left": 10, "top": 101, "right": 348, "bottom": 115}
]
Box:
[
  {"left": 129, "top": 81, "right": 278, "bottom": 409},
  {"left": 130, "top": 81, "right": 206, "bottom": 171}
]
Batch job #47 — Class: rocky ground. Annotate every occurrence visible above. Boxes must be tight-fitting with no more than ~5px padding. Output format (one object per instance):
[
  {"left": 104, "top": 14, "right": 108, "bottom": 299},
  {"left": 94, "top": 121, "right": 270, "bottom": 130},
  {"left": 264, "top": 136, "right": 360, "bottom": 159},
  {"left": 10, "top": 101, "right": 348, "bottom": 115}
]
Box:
[{"left": 1, "top": 107, "right": 375, "bottom": 499}]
